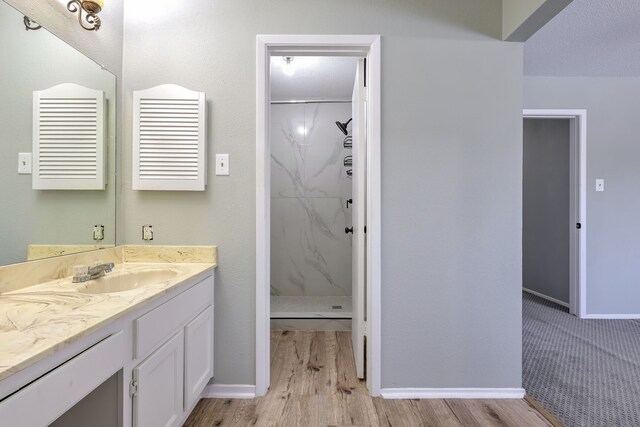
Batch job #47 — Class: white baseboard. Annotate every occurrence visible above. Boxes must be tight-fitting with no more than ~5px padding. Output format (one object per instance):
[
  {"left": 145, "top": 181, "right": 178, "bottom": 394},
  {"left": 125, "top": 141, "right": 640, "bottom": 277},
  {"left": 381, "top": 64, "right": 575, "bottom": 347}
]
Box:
[
  {"left": 201, "top": 384, "right": 256, "bottom": 399},
  {"left": 523, "top": 288, "right": 640, "bottom": 318},
  {"left": 582, "top": 314, "right": 640, "bottom": 319},
  {"left": 523, "top": 288, "right": 569, "bottom": 308},
  {"left": 380, "top": 388, "right": 526, "bottom": 399}
]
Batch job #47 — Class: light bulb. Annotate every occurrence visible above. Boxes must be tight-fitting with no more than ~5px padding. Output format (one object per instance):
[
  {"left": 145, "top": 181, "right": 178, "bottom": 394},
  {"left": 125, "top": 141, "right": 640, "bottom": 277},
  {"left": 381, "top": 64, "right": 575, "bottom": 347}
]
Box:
[{"left": 282, "top": 56, "right": 296, "bottom": 76}]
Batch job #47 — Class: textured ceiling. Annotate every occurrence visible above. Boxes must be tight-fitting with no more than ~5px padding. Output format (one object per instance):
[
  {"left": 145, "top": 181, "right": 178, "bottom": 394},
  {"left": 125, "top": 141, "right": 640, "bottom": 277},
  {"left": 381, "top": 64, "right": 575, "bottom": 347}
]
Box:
[
  {"left": 525, "top": 0, "right": 640, "bottom": 76},
  {"left": 270, "top": 56, "right": 358, "bottom": 101}
]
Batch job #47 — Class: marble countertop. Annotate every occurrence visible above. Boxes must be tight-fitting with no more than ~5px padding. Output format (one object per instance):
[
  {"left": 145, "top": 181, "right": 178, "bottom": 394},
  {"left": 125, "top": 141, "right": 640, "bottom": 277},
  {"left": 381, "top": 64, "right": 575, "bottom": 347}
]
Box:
[{"left": 0, "top": 262, "right": 216, "bottom": 382}]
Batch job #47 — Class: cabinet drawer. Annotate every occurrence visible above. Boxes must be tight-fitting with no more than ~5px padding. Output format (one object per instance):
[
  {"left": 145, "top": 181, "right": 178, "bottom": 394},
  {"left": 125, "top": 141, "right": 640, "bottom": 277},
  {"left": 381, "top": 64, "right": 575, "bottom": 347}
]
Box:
[
  {"left": 0, "top": 332, "right": 125, "bottom": 427},
  {"left": 135, "top": 275, "right": 213, "bottom": 358}
]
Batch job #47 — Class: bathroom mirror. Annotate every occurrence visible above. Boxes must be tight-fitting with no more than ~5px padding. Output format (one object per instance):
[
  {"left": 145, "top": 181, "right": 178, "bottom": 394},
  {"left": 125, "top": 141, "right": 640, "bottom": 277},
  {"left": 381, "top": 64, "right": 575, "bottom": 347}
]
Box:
[{"left": 0, "top": 0, "right": 116, "bottom": 266}]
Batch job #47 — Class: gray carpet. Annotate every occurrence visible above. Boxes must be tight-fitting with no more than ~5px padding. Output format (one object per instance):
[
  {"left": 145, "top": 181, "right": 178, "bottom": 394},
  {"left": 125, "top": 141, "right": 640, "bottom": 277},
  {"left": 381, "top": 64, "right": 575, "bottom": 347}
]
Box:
[{"left": 523, "top": 292, "right": 640, "bottom": 427}]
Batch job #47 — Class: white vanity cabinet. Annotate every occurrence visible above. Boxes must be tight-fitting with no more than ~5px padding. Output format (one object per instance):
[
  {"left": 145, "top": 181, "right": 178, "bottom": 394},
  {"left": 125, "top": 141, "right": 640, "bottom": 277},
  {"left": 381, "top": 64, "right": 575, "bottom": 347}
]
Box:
[
  {"left": 131, "top": 274, "right": 214, "bottom": 427},
  {"left": 0, "top": 267, "right": 215, "bottom": 427}
]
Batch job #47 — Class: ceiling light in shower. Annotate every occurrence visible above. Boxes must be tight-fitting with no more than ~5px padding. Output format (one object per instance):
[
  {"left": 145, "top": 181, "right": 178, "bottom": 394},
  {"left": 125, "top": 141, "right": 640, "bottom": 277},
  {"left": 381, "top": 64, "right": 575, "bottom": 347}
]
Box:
[
  {"left": 297, "top": 126, "right": 308, "bottom": 136},
  {"left": 282, "top": 56, "right": 296, "bottom": 76},
  {"left": 66, "top": 0, "right": 103, "bottom": 31}
]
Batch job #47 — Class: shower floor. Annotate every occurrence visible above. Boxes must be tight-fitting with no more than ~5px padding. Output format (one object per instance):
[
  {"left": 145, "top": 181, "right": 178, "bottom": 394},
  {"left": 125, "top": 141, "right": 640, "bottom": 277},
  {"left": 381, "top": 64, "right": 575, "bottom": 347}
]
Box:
[{"left": 271, "top": 296, "right": 352, "bottom": 319}]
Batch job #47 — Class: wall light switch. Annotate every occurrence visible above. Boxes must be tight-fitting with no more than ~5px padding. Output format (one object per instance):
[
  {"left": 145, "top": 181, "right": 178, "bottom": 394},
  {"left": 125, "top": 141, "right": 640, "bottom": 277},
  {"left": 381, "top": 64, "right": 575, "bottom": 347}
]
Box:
[
  {"left": 596, "top": 179, "right": 604, "bottom": 192},
  {"left": 18, "top": 152, "right": 32, "bottom": 175},
  {"left": 216, "top": 154, "right": 229, "bottom": 176}
]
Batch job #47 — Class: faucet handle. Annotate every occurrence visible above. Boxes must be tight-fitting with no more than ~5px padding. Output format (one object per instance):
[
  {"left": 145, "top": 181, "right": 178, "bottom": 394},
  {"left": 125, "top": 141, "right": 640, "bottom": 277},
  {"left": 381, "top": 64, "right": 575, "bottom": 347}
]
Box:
[
  {"left": 72, "top": 265, "right": 90, "bottom": 283},
  {"left": 74, "top": 265, "right": 89, "bottom": 276}
]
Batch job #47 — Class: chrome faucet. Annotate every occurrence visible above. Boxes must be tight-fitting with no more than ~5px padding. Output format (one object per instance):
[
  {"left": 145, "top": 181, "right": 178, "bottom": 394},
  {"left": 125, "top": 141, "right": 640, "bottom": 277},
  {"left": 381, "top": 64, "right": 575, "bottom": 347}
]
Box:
[{"left": 72, "top": 262, "right": 114, "bottom": 283}]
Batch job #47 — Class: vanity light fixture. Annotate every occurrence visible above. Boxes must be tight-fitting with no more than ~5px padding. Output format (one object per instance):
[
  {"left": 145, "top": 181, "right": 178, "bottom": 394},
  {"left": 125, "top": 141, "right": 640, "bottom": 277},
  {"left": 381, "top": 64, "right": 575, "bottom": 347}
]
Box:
[
  {"left": 23, "top": 16, "right": 42, "bottom": 31},
  {"left": 67, "top": 0, "right": 103, "bottom": 31}
]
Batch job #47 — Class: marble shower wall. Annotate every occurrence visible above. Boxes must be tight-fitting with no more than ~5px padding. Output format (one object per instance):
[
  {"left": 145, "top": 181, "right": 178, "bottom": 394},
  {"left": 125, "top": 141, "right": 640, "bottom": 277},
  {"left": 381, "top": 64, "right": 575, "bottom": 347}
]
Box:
[{"left": 271, "top": 103, "right": 352, "bottom": 297}]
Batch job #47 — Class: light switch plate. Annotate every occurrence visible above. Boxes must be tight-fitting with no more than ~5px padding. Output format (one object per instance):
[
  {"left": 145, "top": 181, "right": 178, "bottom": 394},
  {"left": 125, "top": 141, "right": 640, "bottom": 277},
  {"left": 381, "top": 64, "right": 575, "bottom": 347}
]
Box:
[
  {"left": 596, "top": 179, "right": 604, "bottom": 192},
  {"left": 18, "top": 152, "right": 32, "bottom": 175},
  {"left": 216, "top": 154, "right": 230, "bottom": 176}
]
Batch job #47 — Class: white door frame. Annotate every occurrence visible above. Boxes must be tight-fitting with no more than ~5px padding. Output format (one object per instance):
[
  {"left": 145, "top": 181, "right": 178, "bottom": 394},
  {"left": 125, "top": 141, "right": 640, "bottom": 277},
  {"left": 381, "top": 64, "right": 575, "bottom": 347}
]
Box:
[
  {"left": 522, "top": 109, "right": 587, "bottom": 318},
  {"left": 256, "top": 35, "right": 382, "bottom": 396}
]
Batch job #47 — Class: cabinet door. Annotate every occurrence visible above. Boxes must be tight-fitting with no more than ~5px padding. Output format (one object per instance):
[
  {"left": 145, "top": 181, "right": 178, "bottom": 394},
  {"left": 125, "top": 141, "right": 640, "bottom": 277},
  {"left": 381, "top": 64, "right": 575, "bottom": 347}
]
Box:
[
  {"left": 184, "top": 306, "right": 214, "bottom": 410},
  {"left": 133, "top": 331, "right": 184, "bottom": 427}
]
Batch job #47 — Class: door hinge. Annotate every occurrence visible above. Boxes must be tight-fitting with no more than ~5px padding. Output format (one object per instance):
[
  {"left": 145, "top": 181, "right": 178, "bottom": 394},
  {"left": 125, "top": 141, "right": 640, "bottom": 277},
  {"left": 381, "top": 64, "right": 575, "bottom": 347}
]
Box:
[
  {"left": 361, "top": 320, "right": 369, "bottom": 336},
  {"left": 576, "top": 223, "right": 582, "bottom": 229},
  {"left": 129, "top": 379, "right": 138, "bottom": 398}
]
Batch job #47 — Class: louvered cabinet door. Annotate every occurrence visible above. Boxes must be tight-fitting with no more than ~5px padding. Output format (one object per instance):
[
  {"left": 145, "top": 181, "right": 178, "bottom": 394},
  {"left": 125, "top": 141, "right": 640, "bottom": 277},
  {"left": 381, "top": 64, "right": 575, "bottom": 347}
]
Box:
[
  {"left": 133, "top": 85, "right": 206, "bottom": 191},
  {"left": 33, "top": 83, "right": 106, "bottom": 190}
]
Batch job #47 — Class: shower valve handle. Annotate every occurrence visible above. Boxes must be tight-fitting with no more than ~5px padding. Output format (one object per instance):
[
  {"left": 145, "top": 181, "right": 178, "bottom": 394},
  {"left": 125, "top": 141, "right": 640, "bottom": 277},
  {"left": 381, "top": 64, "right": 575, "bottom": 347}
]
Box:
[
  {"left": 345, "top": 227, "right": 353, "bottom": 234},
  {"left": 346, "top": 199, "right": 353, "bottom": 209}
]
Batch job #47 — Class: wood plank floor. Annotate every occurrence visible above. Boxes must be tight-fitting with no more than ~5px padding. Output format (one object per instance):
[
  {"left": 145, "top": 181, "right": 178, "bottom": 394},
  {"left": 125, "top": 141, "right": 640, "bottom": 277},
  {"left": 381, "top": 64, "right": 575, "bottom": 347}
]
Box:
[{"left": 184, "top": 331, "right": 559, "bottom": 426}]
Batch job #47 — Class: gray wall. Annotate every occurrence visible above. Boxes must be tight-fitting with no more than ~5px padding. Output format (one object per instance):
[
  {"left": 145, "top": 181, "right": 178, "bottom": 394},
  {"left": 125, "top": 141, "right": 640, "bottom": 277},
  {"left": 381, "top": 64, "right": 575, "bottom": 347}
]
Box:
[
  {"left": 0, "top": 1, "right": 116, "bottom": 266},
  {"left": 523, "top": 119, "right": 570, "bottom": 304},
  {"left": 525, "top": 77, "right": 640, "bottom": 315},
  {"left": 122, "top": 0, "right": 523, "bottom": 389}
]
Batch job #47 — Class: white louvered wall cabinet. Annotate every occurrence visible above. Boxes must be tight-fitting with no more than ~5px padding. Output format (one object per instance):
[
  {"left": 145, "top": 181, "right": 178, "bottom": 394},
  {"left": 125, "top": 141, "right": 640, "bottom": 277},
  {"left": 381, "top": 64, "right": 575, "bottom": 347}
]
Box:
[
  {"left": 133, "top": 85, "right": 207, "bottom": 191},
  {"left": 32, "top": 83, "right": 106, "bottom": 190}
]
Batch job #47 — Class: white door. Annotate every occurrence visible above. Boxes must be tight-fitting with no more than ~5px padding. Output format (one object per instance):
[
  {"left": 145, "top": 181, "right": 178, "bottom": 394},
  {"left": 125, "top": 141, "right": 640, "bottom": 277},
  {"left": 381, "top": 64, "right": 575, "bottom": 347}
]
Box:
[
  {"left": 133, "top": 331, "right": 184, "bottom": 427},
  {"left": 351, "top": 59, "right": 367, "bottom": 379}
]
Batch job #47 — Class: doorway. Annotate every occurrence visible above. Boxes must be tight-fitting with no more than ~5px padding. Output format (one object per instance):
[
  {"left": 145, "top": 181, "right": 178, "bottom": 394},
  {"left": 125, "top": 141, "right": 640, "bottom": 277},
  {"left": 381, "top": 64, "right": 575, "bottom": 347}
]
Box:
[
  {"left": 256, "top": 35, "right": 381, "bottom": 397},
  {"left": 268, "top": 56, "right": 358, "bottom": 330},
  {"left": 523, "top": 118, "right": 571, "bottom": 307},
  {"left": 521, "top": 109, "right": 587, "bottom": 317}
]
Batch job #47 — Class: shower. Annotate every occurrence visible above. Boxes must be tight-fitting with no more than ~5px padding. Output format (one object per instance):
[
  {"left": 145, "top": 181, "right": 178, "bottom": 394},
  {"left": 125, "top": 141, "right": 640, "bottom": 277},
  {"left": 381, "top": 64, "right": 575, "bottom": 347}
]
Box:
[
  {"left": 269, "top": 55, "right": 358, "bottom": 332},
  {"left": 335, "top": 118, "right": 352, "bottom": 135}
]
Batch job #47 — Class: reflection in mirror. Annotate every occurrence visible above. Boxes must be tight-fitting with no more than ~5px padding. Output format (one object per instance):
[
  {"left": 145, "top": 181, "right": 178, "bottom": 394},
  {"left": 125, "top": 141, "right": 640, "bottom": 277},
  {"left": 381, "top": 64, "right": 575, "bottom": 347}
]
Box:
[{"left": 0, "top": 0, "right": 116, "bottom": 266}]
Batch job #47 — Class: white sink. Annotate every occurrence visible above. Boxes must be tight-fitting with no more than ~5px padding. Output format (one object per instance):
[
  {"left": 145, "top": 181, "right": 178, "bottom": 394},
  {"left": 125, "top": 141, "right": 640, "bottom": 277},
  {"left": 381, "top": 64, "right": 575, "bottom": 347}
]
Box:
[{"left": 76, "top": 269, "right": 178, "bottom": 294}]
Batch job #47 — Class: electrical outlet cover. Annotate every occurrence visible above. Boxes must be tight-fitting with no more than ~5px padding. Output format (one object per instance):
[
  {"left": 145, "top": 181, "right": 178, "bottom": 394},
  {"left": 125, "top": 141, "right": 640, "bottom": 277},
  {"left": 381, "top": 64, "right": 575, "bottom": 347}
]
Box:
[{"left": 142, "top": 225, "right": 154, "bottom": 241}]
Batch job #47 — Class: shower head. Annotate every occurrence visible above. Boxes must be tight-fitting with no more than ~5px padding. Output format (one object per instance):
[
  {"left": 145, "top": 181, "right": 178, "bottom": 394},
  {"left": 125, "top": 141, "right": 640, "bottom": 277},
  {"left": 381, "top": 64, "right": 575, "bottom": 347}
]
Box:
[{"left": 335, "top": 118, "right": 352, "bottom": 135}]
